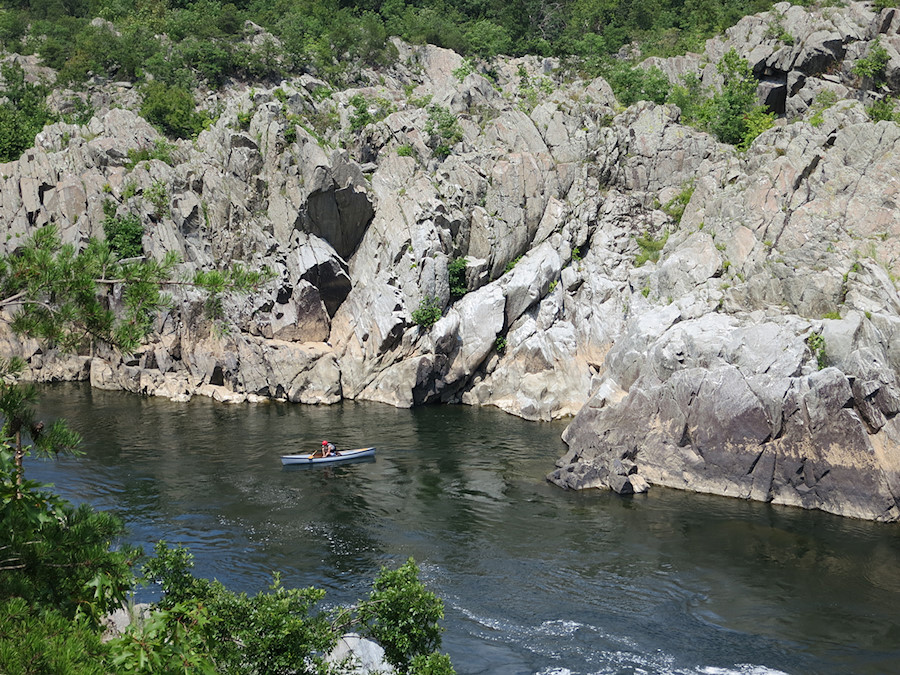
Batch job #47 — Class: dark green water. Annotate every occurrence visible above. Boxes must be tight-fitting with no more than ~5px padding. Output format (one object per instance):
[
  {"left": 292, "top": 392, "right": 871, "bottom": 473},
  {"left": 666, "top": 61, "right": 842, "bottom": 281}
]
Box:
[{"left": 28, "top": 383, "right": 900, "bottom": 675}]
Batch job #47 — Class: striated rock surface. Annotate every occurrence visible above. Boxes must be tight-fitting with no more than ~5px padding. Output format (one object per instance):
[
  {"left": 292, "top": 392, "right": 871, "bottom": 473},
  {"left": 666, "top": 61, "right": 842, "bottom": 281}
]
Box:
[{"left": 4, "top": 1, "right": 900, "bottom": 519}]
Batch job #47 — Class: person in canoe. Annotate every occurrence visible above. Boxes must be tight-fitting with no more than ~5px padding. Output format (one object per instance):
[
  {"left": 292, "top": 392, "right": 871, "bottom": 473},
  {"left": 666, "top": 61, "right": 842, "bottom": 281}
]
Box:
[{"left": 321, "top": 440, "right": 337, "bottom": 457}]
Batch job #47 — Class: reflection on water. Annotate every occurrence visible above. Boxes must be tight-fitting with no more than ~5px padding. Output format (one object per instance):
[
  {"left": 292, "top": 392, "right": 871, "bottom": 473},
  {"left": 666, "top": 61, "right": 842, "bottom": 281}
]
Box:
[{"left": 28, "top": 383, "right": 900, "bottom": 675}]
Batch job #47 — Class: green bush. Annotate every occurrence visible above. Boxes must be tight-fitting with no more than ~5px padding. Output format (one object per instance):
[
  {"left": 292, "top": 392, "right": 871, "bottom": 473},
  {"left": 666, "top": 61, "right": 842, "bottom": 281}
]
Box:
[
  {"left": 140, "top": 81, "right": 207, "bottom": 139},
  {"left": 140, "top": 543, "right": 334, "bottom": 674},
  {"left": 662, "top": 181, "right": 695, "bottom": 224},
  {"left": 448, "top": 257, "right": 468, "bottom": 299},
  {"left": 739, "top": 105, "right": 775, "bottom": 150},
  {"left": 606, "top": 63, "right": 670, "bottom": 107},
  {"left": 348, "top": 93, "right": 395, "bottom": 132},
  {"left": 139, "top": 545, "right": 453, "bottom": 675},
  {"left": 809, "top": 89, "right": 838, "bottom": 127},
  {"left": 358, "top": 558, "right": 446, "bottom": 672},
  {"left": 125, "top": 138, "right": 177, "bottom": 170},
  {"left": 0, "top": 62, "right": 55, "bottom": 163},
  {"left": 866, "top": 96, "right": 897, "bottom": 123},
  {"left": 425, "top": 105, "right": 463, "bottom": 157},
  {"left": 103, "top": 203, "right": 144, "bottom": 259},
  {"left": 349, "top": 93, "right": 374, "bottom": 131},
  {"left": 411, "top": 652, "right": 456, "bottom": 675},
  {"left": 807, "top": 332, "right": 827, "bottom": 369},
  {"left": 144, "top": 180, "right": 170, "bottom": 219},
  {"left": 853, "top": 39, "right": 889, "bottom": 87},
  {"left": 634, "top": 232, "right": 668, "bottom": 266},
  {"left": 452, "top": 58, "right": 474, "bottom": 82},
  {"left": 412, "top": 296, "right": 443, "bottom": 328}
]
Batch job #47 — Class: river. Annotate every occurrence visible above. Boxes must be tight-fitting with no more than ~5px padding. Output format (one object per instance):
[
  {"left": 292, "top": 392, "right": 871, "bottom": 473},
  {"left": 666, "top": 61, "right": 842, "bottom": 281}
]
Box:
[{"left": 27, "top": 382, "right": 900, "bottom": 675}]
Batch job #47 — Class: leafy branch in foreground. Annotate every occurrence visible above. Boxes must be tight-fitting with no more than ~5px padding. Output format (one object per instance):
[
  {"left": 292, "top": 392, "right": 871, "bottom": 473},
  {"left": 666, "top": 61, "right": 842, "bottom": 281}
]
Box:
[
  {"left": 0, "top": 225, "right": 272, "bottom": 354},
  {"left": 136, "top": 545, "right": 453, "bottom": 674},
  {"left": 0, "top": 377, "right": 82, "bottom": 491}
]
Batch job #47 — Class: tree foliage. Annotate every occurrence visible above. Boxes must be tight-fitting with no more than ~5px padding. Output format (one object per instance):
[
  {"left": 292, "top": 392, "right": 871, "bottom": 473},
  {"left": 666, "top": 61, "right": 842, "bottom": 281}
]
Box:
[
  {"left": 605, "top": 63, "right": 670, "bottom": 107},
  {"left": 0, "top": 597, "right": 108, "bottom": 675},
  {"left": 0, "top": 225, "right": 270, "bottom": 354},
  {"left": 358, "top": 558, "right": 446, "bottom": 672},
  {"left": 667, "top": 49, "right": 774, "bottom": 149},
  {"left": 140, "top": 81, "right": 208, "bottom": 139},
  {"left": 0, "top": 0, "right": 787, "bottom": 94}
]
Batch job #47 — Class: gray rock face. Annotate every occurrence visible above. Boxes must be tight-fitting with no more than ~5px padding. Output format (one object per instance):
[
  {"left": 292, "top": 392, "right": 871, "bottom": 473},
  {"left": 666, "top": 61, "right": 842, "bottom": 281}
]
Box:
[
  {"left": 550, "top": 312, "right": 900, "bottom": 521},
  {"left": 5, "top": 2, "right": 900, "bottom": 520}
]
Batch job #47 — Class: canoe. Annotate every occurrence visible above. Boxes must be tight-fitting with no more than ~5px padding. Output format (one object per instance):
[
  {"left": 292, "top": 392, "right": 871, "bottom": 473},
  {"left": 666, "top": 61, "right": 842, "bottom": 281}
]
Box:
[{"left": 280, "top": 447, "right": 376, "bottom": 466}]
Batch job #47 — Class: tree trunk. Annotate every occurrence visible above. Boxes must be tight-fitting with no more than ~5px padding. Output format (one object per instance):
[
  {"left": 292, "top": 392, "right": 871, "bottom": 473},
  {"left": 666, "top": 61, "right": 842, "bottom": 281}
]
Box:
[{"left": 13, "top": 429, "right": 24, "bottom": 497}]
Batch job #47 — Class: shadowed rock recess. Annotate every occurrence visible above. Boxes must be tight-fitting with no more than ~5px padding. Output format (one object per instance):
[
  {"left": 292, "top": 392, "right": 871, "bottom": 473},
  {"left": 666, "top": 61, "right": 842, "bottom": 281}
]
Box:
[{"left": 4, "top": 2, "right": 900, "bottom": 520}]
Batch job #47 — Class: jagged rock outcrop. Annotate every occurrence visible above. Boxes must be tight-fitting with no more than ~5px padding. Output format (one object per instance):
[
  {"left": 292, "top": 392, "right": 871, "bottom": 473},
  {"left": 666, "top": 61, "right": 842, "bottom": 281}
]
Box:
[{"left": 4, "top": 1, "right": 900, "bottom": 520}]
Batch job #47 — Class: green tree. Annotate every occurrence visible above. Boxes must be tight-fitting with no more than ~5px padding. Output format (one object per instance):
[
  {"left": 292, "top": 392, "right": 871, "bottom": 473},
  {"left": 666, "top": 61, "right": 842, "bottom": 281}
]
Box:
[
  {"left": 0, "top": 597, "right": 108, "bottom": 675},
  {"left": 0, "top": 439, "right": 138, "bottom": 624},
  {"left": 698, "top": 49, "right": 772, "bottom": 146},
  {"left": 464, "top": 19, "right": 512, "bottom": 58},
  {"left": 0, "top": 371, "right": 81, "bottom": 491},
  {"left": 670, "top": 50, "right": 772, "bottom": 149}
]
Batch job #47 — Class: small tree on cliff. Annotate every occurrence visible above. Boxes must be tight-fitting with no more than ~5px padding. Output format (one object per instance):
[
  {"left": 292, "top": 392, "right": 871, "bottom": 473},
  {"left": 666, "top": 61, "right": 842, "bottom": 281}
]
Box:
[{"left": 0, "top": 225, "right": 270, "bottom": 355}]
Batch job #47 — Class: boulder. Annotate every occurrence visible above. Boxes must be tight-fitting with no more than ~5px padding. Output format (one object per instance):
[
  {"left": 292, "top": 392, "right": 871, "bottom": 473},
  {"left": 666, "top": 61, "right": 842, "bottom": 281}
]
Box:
[{"left": 327, "top": 634, "right": 396, "bottom": 674}]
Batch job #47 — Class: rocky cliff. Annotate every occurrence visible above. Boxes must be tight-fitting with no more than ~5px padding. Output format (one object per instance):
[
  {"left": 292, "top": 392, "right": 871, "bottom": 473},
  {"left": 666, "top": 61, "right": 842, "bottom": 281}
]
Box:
[{"left": 4, "top": 2, "right": 900, "bottom": 520}]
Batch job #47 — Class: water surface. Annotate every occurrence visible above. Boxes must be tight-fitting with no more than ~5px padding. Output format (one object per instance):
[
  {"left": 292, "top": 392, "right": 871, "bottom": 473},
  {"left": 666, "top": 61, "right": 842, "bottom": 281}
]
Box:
[{"left": 29, "top": 383, "right": 900, "bottom": 675}]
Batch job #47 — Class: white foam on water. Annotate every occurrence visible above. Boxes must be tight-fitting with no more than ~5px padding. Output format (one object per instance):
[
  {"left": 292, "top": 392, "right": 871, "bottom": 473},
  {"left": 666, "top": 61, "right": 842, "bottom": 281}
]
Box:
[
  {"left": 531, "top": 651, "right": 789, "bottom": 675},
  {"left": 537, "top": 619, "right": 585, "bottom": 637},
  {"left": 697, "top": 667, "right": 789, "bottom": 675},
  {"left": 447, "top": 595, "right": 788, "bottom": 675}
]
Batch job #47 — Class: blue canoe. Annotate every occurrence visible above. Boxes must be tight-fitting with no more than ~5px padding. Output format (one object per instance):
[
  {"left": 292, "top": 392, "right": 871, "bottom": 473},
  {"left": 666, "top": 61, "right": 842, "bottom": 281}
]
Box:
[{"left": 281, "top": 447, "right": 376, "bottom": 466}]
